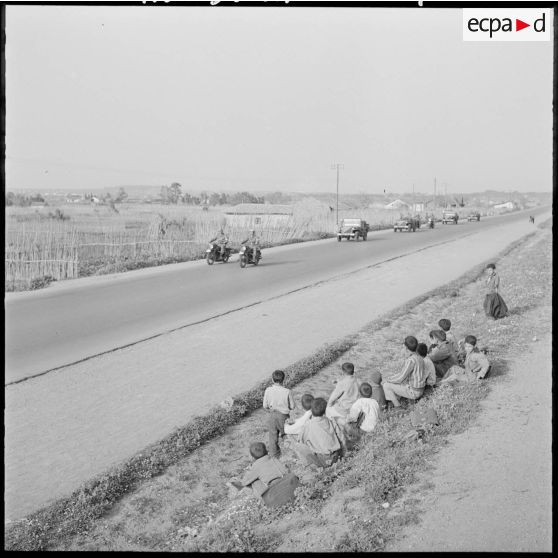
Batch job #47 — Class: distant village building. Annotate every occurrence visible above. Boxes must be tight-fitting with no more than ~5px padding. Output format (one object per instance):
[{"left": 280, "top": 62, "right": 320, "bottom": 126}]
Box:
[
  {"left": 65, "top": 193, "right": 83, "bottom": 203},
  {"left": 384, "top": 199, "right": 410, "bottom": 210},
  {"left": 493, "top": 201, "right": 515, "bottom": 211},
  {"left": 143, "top": 196, "right": 164, "bottom": 204},
  {"left": 368, "top": 202, "right": 387, "bottom": 209}
]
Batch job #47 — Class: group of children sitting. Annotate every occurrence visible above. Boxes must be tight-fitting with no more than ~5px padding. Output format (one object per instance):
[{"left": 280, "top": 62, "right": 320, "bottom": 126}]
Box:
[{"left": 228, "top": 318, "right": 491, "bottom": 506}]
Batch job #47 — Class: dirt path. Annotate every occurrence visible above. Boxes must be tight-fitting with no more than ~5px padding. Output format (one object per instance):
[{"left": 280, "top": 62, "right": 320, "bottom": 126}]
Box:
[
  {"left": 4, "top": 215, "right": 547, "bottom": 522},
  {"left": 386, "top": 309, "right": 552, "bottom": 552}
]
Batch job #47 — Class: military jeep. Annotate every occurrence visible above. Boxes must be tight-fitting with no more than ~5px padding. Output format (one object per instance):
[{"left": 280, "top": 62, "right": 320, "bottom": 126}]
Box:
[
  {"left": 442, "top": 211, "right": 459, "bottom": 224},
  {"left": 337, "top": 218, "right": 370, "bottom": 241},
  {"left": 393, "top": 216, "right": 420, "bottom": 232}
]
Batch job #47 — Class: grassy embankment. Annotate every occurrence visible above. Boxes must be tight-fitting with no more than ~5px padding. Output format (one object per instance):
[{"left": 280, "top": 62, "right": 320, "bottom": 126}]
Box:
[{"left": 5, "top": 219, "right": 551, "bottom": 551}]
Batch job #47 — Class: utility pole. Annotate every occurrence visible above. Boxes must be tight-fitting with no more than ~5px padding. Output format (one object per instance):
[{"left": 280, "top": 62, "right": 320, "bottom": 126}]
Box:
[
  {"left": 412, "top": 183, "right": 415, "bottom": 215},
  {"left": 331, "top": 163, "right": 344, "bottom": 226},
  {"left": 444, "top": 183, "right": 448, "bottom": 208},
  {"left": 433, "top": 177, "right": 436, "bottom": 212}
]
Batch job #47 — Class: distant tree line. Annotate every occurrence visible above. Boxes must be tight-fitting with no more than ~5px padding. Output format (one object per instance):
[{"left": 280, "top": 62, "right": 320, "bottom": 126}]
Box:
[
  {"left": 159, "top": 183, "right": 290, "bottom": 206},
  {"left": 5, "top": 192, "right": 46, "bottom": 206},
  {"left": 5, "top": 186, "right": 292, "bottom": 207}
]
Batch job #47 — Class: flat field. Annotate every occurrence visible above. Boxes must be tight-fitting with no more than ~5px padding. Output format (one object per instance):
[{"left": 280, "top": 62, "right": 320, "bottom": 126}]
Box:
[{"left": 5, "top": 202, "right": 412, "bottom": 290}]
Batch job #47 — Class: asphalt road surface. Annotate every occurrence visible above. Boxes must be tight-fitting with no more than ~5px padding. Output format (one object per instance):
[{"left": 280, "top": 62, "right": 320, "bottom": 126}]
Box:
[{"left": 4, "top": 208, "right": 547, "bottom": 385}]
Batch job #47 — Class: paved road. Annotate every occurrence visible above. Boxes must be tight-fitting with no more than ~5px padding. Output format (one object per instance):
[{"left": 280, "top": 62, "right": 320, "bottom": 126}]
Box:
[{"left": 4, "top": 208, "right": 547, "bottom": 384}]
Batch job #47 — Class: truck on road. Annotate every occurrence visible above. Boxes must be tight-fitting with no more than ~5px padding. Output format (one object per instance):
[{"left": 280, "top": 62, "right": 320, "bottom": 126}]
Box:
[
  {"left": 337, "top": 218, "right": 370, "bottom": 241},
  {"left": 394, "top": 216, "right": 420, "bottom": 232},
  {"left": 442, "top": 210, "right": 459, "bottom": 224}
]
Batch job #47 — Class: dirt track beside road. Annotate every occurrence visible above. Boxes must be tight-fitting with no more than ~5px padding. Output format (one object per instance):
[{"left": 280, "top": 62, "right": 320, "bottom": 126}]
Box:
[
  {"left": 386, "top": 312, "right": 552, "bottom": 552},
  {"left": 4, "top": 215, "right": 547, "bottom": 522}
]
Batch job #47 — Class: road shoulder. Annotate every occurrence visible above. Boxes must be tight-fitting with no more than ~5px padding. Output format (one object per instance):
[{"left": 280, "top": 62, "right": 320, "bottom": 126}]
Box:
[{"left": 385, "top": 305, "right": 552, "bottom": 552}]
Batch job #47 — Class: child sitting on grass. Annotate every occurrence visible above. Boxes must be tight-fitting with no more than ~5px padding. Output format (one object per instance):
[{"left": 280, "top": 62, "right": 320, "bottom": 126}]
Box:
[
  {"left": 227, "top": 442, "right": 288, "bottom": 498},
  {"left": 295, "top": 398, "right": 345, "bottom": 468},
  {"left": 383, "top": 336, "right": 426, "bottom": 409},
  {"left": 417, "top": 342, "right": 437, "bottom": 387},
  {"left": 284, "top": 393, "right": 314, "bottom": 438},
  {"left": 369, "top": 370, "right": 387, "bottom": 411},
  {"left": 463, "top": 334, "right": 491, "bottom": 380},
  {"left": 263, "top": 369, "right": 295, "bottom": 457},
  {"left": 428, "top": 330, "right": 458, "bottom": 379},
  {"left": 439, "top": 335, "right": 491, "bottom": 385},
  {"left": 438, "top": 318, "right": 458, "bottom": 356},
  {"left": 227, "top": 442, "right": 300, "bottom": 508},
  {"left": 326, "top": 362, "right": 361, "bottom": 423},
  {"left": 347, "top": 382, "right": 380, "bottom": 433}
]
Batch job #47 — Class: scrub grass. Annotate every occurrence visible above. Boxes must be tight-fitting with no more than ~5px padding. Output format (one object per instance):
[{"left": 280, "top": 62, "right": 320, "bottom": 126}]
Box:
[{"left": 4, "top": 222, "right": 552, "bottom": 551}]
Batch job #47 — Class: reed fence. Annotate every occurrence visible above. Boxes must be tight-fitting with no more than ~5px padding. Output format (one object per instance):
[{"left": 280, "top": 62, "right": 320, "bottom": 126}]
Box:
[{"left": 4, "top": 204, "right": 402, "bottom": 288}]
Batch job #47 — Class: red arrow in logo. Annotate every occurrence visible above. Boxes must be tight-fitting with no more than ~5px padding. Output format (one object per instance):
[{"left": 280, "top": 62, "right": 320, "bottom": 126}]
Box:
[{"left": 516, "top": 19, "right": 530, "bottom": 31}]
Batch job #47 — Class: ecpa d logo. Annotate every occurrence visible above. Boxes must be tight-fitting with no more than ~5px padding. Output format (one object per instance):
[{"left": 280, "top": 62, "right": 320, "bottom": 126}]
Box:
[{"left": 463, "top": 9, "right": 551, "bottom": 41}]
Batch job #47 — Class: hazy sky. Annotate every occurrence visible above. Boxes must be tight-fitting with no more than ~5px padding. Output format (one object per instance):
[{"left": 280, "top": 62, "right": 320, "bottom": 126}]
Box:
[{"left": 5, "top": 5, "right": 553, "bottom": 194}]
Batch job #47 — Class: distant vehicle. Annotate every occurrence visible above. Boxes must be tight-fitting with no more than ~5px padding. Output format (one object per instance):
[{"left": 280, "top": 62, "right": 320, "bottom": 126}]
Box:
[
  {"left": 467, "top": 212, "right": 481, "bottom": 222},
  {"left": 337, "top": 218, "right": 370, "bottom": 241},
  {"left": 394, "top": 216, "right": 420, "bottom": 232},
  {"left": 442, "top": 210, "right": 459, "bottom": 224}
]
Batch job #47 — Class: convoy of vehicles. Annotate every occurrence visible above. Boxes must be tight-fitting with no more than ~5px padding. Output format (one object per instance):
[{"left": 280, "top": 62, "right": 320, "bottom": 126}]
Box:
[
  {"left": 208, "top": 208, "right": 485, "bottom": 267},
  {"left": 337, "top": 218, "right": 370, "bottom": 241}
]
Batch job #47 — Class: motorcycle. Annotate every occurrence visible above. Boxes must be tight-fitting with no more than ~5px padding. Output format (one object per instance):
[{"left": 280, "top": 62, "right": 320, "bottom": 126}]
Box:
[
  {"left": 239, "top": 244, "right": 262, "bottom": 268},
  {"left": 206, "top": 243, "right": 232, "bottom": 265}
]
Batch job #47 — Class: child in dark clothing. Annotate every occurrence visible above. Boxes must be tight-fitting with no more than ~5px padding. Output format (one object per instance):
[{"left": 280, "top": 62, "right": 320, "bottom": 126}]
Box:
[
  {"left": 262, "top": 370, "right": 294, "bottom": 457},
  {"left": 227, "top": 442, "right": 293, "bottom": 504},
  {"left": 369, "top": 370, "right": 387, "bottom": 411},
  {"left": 438, "top": 318, "right": 458, "bottom": 356}
]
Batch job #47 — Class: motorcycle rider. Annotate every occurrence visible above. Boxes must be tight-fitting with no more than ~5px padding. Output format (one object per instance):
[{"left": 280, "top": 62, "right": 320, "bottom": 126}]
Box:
[
  {"left": 209, "top": 228, "right": 229, "bottom": 259},
  {"left": 241, "top": 229, "right": 261, "bottom": 262}
]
